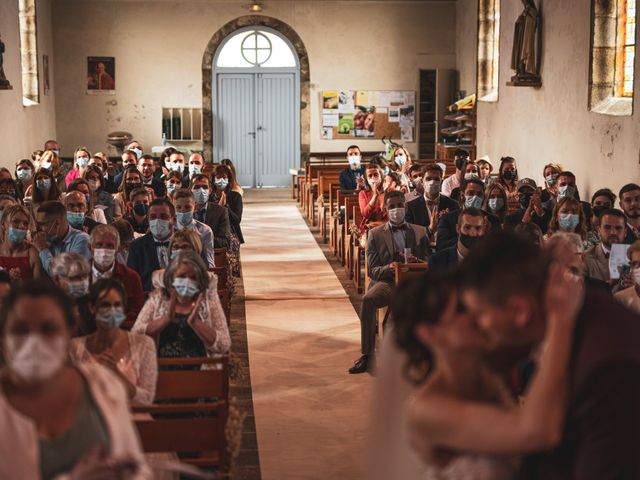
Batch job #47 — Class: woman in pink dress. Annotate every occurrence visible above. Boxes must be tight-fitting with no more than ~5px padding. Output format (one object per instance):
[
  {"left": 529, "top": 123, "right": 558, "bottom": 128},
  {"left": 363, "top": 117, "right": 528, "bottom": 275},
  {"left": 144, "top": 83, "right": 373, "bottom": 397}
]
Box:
[
  {"left": 65, "top": 146, "right": 91, "bottom": 188},
  {"left": 0, "top": 204, "right": 42, "bottom": 281}
]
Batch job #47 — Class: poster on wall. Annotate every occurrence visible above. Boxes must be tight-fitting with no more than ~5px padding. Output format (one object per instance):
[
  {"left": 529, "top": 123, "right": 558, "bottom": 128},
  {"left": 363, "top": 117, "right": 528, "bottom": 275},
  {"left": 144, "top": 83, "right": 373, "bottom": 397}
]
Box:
[
  {"left": 320, "top": 90, "right": 416, "bottom": 141},
  {"left": 87, "top": 56, "right": 115, "bottom": 95},
  {"left": 43, "top": 55, "right": 50, "bottom": 96}
]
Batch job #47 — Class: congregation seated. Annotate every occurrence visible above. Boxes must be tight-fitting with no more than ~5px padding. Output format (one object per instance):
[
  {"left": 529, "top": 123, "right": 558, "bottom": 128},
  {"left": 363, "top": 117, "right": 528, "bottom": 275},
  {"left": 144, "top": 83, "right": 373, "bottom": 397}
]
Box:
[
  {"left": 0, "top": 281, "right": 149, "bottom": 479},
  {"left": 138, "top": 154, "right": 166, "bottom": 199},
  {"left": 28, "top": 166, "right": 61, "bottom": 217},
  {"left": 64, "top": 186, "right": 101, "bottom": 234},
  {"left": 191, "top": 174, "right": 232, "bottom": 249},
  {"left": 124, "top": 187, "right": 151, "bottom": 236},
  {"left": 211, "top": 164, "right": 243, "bottom": 276},
  {"left": 619, "top": 183, "right": 640, "bottom": 244},
  {"left": 132, "top": 250, "right": 230, "bottom": 359},
  {"left": 50, "top": 253, "right": 93, "bottom": 335},
  {"left": 436, "top": 177, "right": 501, "bottom": 252},
  {"left": 0, "top": 205, "right": 43, "bottom": 281},
  {"left": 89, "top": 224, "right": 145, "bottom": 323},
  {"left": 127, "top": 197, "right": 175, "bottom": 293},
  {"left": 83, "top": 164, "right": 116, "bottom": 223},
  {"left": 339, "top": 145, "right": 365, "bottom": 191},
  {"left": 543, "top": 196, "right": 589, "bottom": 249},
  {"left": 429, "top": 207, "right": 486, "bottom": 272},
  {"left": 614, "top": 240, "right": 640, "bottom": 313},
  {"left": 482, "top": 182, "right": 508, "bottom": 223},
  {"left": 405, "top": 164, "right": 457, "bottom": 238},
  {"left": 70, "top": 278, "right": 157, "bottom": 405},
  {"left": 503, "top": 178, "right": 551, "bottom": 233},
  {"left": 173, "top": 188, "right": 216, "bottom": 268},
  {"left": 14, "top": 158, "right": 35, "bottom": 201},
  {"left": 349, "top": 190, "right": 429, "bottom": 375},
  {"left": 33, "top": 200, "right": 91, "bottom": 275},
  {"left": 358, "top": 157, "right": 388, "bottom": 231},
  {"left": 114, "top": 166, "right": 146, "bottom": 220}
]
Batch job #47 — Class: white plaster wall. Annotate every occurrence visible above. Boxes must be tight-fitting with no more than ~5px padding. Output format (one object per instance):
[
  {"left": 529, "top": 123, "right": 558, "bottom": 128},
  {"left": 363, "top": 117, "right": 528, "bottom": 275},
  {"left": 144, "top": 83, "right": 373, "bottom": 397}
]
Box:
[
  {"left": 51, "top": 0, "right": 457, "bottom": 159},
  {"left": 457, "top": 0, "right": 640, "bottom": 199},
  {"left": 456, "top": 0, "right": 477, "bottom": 95},
  {"left": 0, "top": 0, "right": 57, "bottom": 166}
]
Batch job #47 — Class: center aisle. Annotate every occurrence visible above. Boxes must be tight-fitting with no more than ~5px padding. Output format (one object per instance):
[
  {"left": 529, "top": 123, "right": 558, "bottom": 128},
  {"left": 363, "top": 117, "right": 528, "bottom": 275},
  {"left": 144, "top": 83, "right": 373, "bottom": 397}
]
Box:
[{"left": 240, "top": 189, "right": 372, "bottom": 480}]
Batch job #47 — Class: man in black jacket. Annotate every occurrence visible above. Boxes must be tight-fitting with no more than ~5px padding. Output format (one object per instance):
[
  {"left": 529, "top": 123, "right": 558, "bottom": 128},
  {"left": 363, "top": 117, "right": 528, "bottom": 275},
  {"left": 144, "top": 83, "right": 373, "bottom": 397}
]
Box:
[
  {"left": 406, "top": 164, "right": 458, "bottom": 239},
  {"left": 429, "top": 207, "right": 486, "bottom": 271},
  {"left": 339, "top": 145, "right": 365, "bottom": 191},
  {"left": 504, "top": 178, "right": 551, "bottom": 233}
]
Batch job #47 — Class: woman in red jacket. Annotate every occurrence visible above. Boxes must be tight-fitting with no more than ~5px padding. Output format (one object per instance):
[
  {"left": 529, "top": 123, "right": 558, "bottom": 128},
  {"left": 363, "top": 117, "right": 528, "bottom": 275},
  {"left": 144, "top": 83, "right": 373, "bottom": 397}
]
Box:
[{"left": 358, "top": 157, "right": 388, "bottom": 231}]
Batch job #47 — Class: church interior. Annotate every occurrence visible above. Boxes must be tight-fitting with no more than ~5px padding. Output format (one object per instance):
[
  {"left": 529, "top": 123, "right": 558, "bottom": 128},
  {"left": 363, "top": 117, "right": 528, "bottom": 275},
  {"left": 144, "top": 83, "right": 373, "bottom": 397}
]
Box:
[{"left": 0, "top": 0, "right": 639, "bottom": 479}]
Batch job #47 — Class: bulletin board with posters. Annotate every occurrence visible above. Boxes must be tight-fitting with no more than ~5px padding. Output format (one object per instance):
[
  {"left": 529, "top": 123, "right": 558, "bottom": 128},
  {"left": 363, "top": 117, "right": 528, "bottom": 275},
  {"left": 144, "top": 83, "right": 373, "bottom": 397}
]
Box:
[{"left": 320, "top": 90, "right": 415, "bottom": 142}]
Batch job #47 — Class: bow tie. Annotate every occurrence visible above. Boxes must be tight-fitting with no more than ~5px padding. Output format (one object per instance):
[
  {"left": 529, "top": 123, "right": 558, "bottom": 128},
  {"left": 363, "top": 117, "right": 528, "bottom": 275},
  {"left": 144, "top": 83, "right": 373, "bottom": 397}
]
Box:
[
  {"left": 154, "top": 241, "right": 169, "bottom": 247},
  {"left": 390, "top": 224, "right": 408, "bottom": 232}
]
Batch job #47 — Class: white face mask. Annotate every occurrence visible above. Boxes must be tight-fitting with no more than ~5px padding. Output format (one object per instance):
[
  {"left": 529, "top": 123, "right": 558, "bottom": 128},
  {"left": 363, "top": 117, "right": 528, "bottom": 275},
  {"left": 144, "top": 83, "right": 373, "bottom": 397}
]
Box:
[
  {"left": 4, "top": 334, "right": 67, "bottom": 384},
  {"left": 348, "top": 155, "right": 361, "bottom": 169},
  {"left": 93, "top": 248, "right": 116, "bottom": 269},
  {"left": 388, "top": 207, "right": 406, "bottom": 225},
  {"left": 395, "top": 155, "right": 407, "bottom": 167},
  {"left": 424, "top": 179, "right": 441, "bottom": 196}
]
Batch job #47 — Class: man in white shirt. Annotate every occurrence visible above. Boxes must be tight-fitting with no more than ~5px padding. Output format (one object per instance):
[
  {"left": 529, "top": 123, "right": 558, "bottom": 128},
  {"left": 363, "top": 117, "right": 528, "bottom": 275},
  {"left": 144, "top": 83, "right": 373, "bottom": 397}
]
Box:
[
  {"left": 173, "top": 188, "right": 216, "bottom": 269},
  {"left": 441, "top": 148, "right": 469, "bottom": 197}
]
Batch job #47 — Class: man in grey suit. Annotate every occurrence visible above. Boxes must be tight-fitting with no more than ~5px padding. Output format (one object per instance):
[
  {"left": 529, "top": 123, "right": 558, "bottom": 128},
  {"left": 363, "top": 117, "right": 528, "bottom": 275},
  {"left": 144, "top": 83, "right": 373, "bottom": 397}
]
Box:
[{"left": 349, "top": 190, "right": 430, "bottom": 374}]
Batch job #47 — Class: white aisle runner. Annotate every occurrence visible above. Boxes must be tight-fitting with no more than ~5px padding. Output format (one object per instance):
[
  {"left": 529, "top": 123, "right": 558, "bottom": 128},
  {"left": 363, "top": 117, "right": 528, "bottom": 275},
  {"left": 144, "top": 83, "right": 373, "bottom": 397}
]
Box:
[{"left": 240, "top": 192, "right": 371, "bottom": 480}]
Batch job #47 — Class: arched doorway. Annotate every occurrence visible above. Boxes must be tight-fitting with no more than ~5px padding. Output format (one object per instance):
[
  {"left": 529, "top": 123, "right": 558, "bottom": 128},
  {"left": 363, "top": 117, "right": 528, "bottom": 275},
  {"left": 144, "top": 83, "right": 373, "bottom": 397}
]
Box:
[{"left": 202, "top": 16, "right": 310, "bottom": 187}]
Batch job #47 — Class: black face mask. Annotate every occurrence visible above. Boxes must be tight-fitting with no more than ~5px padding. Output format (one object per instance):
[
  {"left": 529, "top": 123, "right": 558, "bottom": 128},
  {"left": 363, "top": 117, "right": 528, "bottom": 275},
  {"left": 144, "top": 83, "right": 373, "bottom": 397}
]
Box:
[
  {"left": 126, "top": 182, "right": 142, "bottom": 191},
  {"left": 133, "top": 203, "right": 149, "bottom": 217},
  {"left": 459, "top": 233, "right": 483, "bottom": 250},
  {"left": 519, "top": 193, "right": 532, "bottom": 209},
  {"left": 592, "top": 205, "right": 607, "bottom": 218},
  {"left": 503, "top": 170, "right": 516, "bottom": 181},
  {"left": 455, "top": 158, "right": 467, "bottom": 170}
]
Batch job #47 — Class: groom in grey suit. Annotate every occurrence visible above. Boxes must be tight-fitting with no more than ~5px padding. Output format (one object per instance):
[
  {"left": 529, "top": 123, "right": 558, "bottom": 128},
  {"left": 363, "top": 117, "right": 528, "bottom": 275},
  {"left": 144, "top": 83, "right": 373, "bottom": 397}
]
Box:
[{"left": 349, "top": 190, "right": 430, "bottom": 374}]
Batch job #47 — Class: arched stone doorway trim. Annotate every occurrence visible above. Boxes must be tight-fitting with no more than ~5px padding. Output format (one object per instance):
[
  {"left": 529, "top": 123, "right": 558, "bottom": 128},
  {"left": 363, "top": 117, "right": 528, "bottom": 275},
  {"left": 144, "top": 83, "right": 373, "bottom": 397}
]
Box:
[{"left": 202, "top": 15, "right": 310, "bottom": 164}]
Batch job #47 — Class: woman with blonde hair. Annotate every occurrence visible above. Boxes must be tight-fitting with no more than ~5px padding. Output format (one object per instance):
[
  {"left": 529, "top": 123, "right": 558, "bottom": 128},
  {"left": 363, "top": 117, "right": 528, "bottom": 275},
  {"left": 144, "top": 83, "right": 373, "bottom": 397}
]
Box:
[
  {"left": 482, "top": 182, "right": 508, "bottom": 223},
  {"left": 65, "top": 146, "right": 92, "bottom": 188},
  {"left": 38, "top": 149, "right": 66, "bottom": 193},
  {"left": 0, "top": 204, "right": 42, "bottom": 281},
  {"left": 390, "top": 146, "right": 413, "bottom": 188}
]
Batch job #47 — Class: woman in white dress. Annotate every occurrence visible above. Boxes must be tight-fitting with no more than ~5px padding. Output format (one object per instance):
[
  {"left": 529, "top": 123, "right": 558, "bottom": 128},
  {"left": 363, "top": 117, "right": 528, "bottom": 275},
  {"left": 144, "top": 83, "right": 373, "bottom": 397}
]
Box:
[
  {"left": 393, "top": 245, "right": 583, "bottom": 479},
  {"left": 70, "top": 278, "right": 157, "bottom": 405}
]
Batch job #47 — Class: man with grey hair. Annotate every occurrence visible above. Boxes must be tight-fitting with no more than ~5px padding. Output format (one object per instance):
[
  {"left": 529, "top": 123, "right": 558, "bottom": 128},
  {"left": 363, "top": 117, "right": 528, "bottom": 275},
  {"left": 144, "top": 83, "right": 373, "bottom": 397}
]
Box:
[{"left": 90, "top": 224, "right": 144, "bottom": 322}]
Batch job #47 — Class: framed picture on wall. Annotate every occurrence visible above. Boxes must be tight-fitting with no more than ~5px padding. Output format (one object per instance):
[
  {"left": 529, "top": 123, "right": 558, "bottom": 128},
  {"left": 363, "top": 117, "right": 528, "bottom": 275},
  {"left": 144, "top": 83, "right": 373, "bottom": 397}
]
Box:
[
  {"left": 43, "top": 55, "right": 50, "bottom": 96},
  {"left": 87, "top": 56, "right": 115, "bottom": 95}
]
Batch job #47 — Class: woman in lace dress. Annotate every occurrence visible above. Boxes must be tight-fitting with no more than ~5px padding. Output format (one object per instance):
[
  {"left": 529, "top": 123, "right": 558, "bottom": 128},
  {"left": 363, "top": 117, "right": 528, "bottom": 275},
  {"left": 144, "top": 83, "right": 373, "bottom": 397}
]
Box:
[
  {"left": 393, "top": 247, "right": 583, "bottom": 480},
  {"left": 132, "top": 250, "right": 230, "bottom": 359},
  {"left": 69, "top": 278, "right": 157, "bottom": 405}
]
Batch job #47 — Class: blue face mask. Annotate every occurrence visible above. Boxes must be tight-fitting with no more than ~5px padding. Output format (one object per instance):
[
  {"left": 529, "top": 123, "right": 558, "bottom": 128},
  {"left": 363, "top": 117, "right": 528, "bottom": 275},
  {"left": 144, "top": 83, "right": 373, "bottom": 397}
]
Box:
[
  {"left": 214, "top": 178, "right": 229, "bottom": 190},
  {"left": 149, "top": 218, "right": 171, "bottom": 240},
  {"left": 172, "top": 277, "right": 200, "bottom": 298},
  {"left": 189, "top": 164, "right": 202, "bottom": 177},
  {"left": 166, "top": 183, "right": 178, "bottom": 195},
  {"left": 193, "top": 188, "right": 210, "bottom": 204},
  {"left": 464, "top": 195, "right": 483, "bottom": 209},
  {"left": 394, "top": 155, "right": 407, "bottom": 167},
  {"left": 95, "top": 308, "right": 126, "bottom": 329},
  {"left": 7, "top": 227, "right": 27, "bottom": 244},
  {"left": 36, "top": 179, "right": 51, "bottom": 191},
  {"left": 66, "top": 211, "right": 85, "bottom": 229},
  {"left": 170, "top": 249, "right": 182, "bottom": 260},
  {"left": 558, "top": 213, "right": 580, "bottom": 231},
  {"left": 176, "top": 211, "right": 193, "bottom": 227},
  {"left": 76, "top": 156, "right": 89, "bottom": 168},
  {"left": 66, "top": 278, "right": 89, "bottom": 298}
]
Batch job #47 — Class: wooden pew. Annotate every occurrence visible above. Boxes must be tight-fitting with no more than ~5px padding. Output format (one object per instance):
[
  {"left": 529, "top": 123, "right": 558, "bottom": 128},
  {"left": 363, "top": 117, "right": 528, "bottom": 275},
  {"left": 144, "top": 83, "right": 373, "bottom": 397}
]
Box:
[
  {"left": 341, "top": 196, "right": 360, "bottom": 267},
  {"left": 394, "top": 262, "right": 429, "bottom": 285},
  {"left": 315, "top": 172, "right": 341, "bottom": 227},
  {"left": 320, "top": 183, "right": 341, "bottom": 243},
  {"left": 330, "top": 189, "right": 358, "bottom": 255},
  {"left": 134, "top": 356, "right": 230, "bottom": 474},
  {"left": 305, "top": 164, "right": 348, "bottom": 223}
]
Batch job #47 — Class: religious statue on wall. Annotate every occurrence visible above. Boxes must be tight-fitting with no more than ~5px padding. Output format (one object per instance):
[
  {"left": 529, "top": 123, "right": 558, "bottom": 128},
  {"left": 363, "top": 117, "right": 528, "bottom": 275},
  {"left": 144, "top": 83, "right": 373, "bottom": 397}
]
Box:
[
  {"left": 0, "top": 33, "right": 13, "bottom": 90},
  {"left": 510, "top": 0, "right": 542, "bottom": 86}
]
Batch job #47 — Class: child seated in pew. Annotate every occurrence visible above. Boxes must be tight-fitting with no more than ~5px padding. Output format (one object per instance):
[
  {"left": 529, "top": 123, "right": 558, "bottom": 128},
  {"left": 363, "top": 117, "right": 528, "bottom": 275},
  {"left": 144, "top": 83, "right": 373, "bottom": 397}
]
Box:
[{"left": 70, "top": 278, "right": 157, "bottom": 405}]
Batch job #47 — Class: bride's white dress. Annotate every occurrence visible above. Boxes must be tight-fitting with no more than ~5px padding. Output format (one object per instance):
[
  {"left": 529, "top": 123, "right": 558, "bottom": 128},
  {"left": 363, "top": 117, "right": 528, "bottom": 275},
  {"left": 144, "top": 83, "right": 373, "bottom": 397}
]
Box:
[
  {"left": 422, "top": 454, "right": 516, "bottom": 480},
  {"left": 422, "top": 370, "right": 518, "bottom": 480}
]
